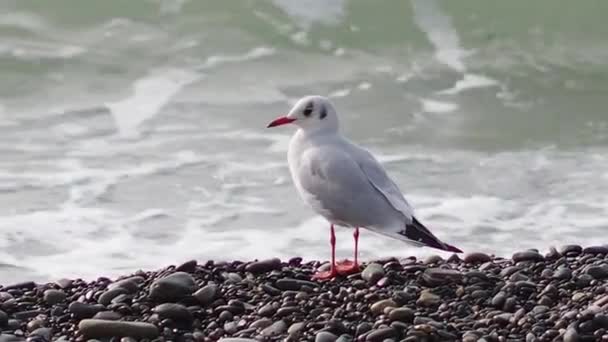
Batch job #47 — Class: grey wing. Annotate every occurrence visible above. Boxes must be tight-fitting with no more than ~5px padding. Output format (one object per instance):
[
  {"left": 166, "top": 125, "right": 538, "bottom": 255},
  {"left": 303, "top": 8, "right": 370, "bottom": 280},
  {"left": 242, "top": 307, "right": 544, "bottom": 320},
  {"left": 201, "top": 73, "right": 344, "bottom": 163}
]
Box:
[
  {"left": 353, "top": 147, "right": 414, "bottom": 221},
  {"left": 296, "top": 147, "right": 394, "bottom": 227}
]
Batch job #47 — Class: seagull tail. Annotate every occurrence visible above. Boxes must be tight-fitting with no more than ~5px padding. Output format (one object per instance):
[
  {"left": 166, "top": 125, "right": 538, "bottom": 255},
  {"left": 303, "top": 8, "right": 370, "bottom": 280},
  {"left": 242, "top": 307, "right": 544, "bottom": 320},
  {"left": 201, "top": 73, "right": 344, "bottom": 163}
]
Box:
[{"left": 400, "top": 217, "right": 463, "bottom": 253}]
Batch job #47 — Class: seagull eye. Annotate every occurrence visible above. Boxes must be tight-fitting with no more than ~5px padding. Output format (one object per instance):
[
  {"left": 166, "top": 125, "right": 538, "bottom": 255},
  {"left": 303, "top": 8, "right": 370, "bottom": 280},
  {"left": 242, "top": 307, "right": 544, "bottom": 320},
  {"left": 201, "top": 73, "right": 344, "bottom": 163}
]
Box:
[{"left": 303, "top": 103, "right": 313, "bottom": 117}]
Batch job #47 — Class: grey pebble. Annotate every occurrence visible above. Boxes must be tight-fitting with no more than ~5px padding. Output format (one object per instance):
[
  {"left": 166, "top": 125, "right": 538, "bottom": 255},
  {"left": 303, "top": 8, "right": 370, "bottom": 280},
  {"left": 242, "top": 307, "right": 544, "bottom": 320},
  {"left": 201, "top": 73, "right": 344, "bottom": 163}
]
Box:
[
  {"left": 29, "top": 328, "right": 51, "bottom": 341},
  {"left": 463, "top": 252, "right": 491, "bottom": 264},
  {"left": 250, "top": 318, "right": 273, "bottom": 330},
  {"left": 0, "top": 310, "right": 8, "bottom": 327},
  {"left": 563, "top": 327, "right": 579, "bottom": 342},
  {"left": 261, "top": 320, "right": 287, "bottom": 336},
  {"left": 98, "top": 288, "right": 127, "bottom": 306},
  {"left": 175, "top": 259, "right": 197, "bottom": 273},
  {"left": 68, "top": 302, "right": 103, "bottom": 319},
  {"left": 92, "top": 311, "right": 122, "bottom": 321},
  {"left": 78, "top": 319, "right": 159, "bottom": 339},
  {"left": 422, "top": 268, "right": 463, "bottom": 286},
  {"left": 416, "top": 290, "right": 440, "bottom": 307},
  {"left": 361, "top": 263, "right": 384, "bottom": 284},
  {"left": 315, "top": 331, "right": 337, "bottom": 342},
  {"left": 388, "top": 307, "right": 414, "bottom": 323},
  {"left": 43, "top": 289, "right": 66, "bottom": 305},
  {"left": 149, "top": 272, "right": 195, "bottom": 302},
  {"left": 193, "top": 284, "right": 218, "bottom": 306},
  {"left": 365, "top": 327, "right": 396, "bottom": 341},
  {"left": 245, "top": 258, "right": 281, "bottom": 274},
  {"left": 512, "top": 250, "right": 544, "bottom": 263},
  {"left": 108, "top": 277, "right": 143, "bottom": 294},
  {"left": 153, "top": 303, "right": 193, "bottom": 324},
  {"left": 275, "top": 278, "right": 317, "bottom": 291},
  {"left": 370, "top": 299, "right": 397, "bottom": 315},
  {"left": 586, "top": 264, "right": 608, "bottom": 279}
]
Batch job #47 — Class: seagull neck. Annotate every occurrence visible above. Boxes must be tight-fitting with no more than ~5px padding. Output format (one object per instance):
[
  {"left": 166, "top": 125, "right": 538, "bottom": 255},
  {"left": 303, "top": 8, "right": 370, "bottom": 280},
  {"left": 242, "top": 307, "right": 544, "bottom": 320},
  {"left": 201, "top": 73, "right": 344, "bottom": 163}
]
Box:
[{"left": 299, "top": 122, "right": 339, "bottom": 138}]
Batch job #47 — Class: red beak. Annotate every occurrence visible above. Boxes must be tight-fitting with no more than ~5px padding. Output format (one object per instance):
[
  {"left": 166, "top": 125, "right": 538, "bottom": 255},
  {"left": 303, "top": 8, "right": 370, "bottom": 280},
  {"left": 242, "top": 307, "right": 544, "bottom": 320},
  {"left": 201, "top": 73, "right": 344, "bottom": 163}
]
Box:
[{"left": 267, "top": 116, "right": 296, "bottom": 128}]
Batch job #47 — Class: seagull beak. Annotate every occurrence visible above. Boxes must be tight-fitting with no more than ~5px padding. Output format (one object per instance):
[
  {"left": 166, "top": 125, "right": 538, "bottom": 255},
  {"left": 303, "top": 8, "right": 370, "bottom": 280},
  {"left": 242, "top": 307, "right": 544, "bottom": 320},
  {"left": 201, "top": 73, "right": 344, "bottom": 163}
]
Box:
[{"left": 267, "top": 116, "right": 296, "bottom": 128}]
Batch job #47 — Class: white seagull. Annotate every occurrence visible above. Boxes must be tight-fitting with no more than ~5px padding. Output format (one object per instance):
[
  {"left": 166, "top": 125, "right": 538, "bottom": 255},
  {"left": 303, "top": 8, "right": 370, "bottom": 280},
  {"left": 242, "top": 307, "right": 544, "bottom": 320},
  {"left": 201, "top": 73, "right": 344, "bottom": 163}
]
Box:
[{"left": 267, "top": 95, "right": 462, "bottom": 279}]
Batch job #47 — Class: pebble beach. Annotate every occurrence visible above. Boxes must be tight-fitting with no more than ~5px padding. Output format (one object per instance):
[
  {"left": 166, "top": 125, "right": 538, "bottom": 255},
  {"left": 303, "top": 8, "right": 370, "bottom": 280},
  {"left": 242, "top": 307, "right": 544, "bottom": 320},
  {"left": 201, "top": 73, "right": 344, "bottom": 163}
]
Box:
[{"left": 0, "top": 246, "right": 607, "bottom": 342}]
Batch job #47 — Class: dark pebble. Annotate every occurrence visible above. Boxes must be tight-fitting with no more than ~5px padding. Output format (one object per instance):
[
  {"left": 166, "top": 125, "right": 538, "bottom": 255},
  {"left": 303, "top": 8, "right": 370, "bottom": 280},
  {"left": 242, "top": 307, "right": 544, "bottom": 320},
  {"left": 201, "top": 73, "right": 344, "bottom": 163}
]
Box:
[
  {"left": 261, "top": 320, "right": 287, "bottom": 336},
  {"left": 315, "top": 331, "right": 337, "bottom": 342},
  {"left": 275, "top": 278, "right": 317, "bottom": 291},
  {"left": 512, "top": 250, "right": 544, "bottom": 263},
  {"left": 98, "top": 288, "right": 128, "bottom": 306},
  {"left": 366, "top": 327, "right": 396, "bottom": 341},
  {"left": 193, "top": 283, "right": 218, "bottom": 305},
  {"left": 245, "top": 258, "right": 281, "bottom": 274},
  {"left": 464, "top": 252, "right": 491, "bottom": 264},
  {"left": 78, "top": 319, "right": 159, "bottom": 339},
  {"left": 149, "top": 272, "right": 195, "bottom": 302},
  {"left": 361, "top": 263, "right": 385, "bottom": 284},
  {"left": 421, "top": 268, "right": 463, "bottom": 286},
  {"left": 586, "top": 264, "right": 608, "bottom": 279},
  {"left": 153, "top": 303, "right": 193, "bottom": 324},
  {"left": 43, "top": 289, "right": 66, "bottom": 305},
  {"left": 388, "top": 307, "right": 415, "bottom": 323},
  {"left": 68, "top": 302, "right": 103, "bottom": 319},
  {"left": 583, "top": 246, "right": 608, "bottom": 254},
  {"left": 175, "top": 260, "right": 197, "bottom": 273}
]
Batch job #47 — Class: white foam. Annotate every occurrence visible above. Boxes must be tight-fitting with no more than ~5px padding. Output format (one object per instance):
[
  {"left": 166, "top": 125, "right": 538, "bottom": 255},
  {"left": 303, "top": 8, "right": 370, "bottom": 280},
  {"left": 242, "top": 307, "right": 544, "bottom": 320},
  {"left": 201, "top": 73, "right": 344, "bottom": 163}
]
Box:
[
  {"left": 420, "top": 98, "right": 458, "bottom": 113},
  {"left": 328, "top": 88, "right": 351, "bottom": 98},
  {"left": 105, "top": 68, "right": 200, "bottom": 138},
  {"left": 272, "top": 0, "right": 346, "bottom": 29},
  {"left": 411, "top": 0, "right": 469, "bottom": 73},
  {"left": 200, "top": 47, "right": 276, "bottom": 70},
  {"left": 437, "top": 73, "right": 499, "bottom": 95}
]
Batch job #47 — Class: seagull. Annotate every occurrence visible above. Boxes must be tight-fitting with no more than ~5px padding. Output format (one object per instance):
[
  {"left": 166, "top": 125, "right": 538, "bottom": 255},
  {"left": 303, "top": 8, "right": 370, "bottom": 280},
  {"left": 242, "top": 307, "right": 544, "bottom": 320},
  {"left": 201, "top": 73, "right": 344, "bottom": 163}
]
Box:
[{"left": 267, "top": 95, "right": 462, "bottom": 279}]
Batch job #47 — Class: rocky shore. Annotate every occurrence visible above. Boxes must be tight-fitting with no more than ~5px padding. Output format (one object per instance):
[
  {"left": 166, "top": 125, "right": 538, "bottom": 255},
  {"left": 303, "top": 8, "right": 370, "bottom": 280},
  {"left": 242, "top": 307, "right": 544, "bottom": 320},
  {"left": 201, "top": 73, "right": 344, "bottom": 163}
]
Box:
[{"left": 1, "top": 245, "right": 608, "bottom": 342}]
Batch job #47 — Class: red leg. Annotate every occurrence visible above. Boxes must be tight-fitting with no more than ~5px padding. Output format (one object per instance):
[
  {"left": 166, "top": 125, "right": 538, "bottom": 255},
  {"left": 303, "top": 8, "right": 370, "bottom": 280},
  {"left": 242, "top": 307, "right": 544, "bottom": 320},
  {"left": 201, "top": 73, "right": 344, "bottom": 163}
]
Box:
[
  {"left": 312, "top": 224, "right": 338, "bottom": 280},
  {"left": 353, "top": 227, "right": 360, "bottom": 267},
  {"left": 336, "top": 227, "right": 361, "bottom": 275}
]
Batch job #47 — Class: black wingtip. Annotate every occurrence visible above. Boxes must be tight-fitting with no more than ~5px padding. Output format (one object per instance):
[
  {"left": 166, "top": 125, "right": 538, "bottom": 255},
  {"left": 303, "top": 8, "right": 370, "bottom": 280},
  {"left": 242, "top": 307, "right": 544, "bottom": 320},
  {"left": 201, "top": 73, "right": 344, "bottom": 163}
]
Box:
[{"left": 443, "top": 243, "right": 463, "bottom": 254}]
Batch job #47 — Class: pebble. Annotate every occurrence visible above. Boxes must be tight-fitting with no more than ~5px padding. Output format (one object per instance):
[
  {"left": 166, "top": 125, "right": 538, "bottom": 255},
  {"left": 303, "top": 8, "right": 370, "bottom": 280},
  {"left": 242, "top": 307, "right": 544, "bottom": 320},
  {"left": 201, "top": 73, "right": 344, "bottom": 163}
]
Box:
[
  {"left": 98, "top": 288, "right": 127, "bottom": 306},
  {"left": 175, "top": 260, "right": 197, "bottom": 273},
  {"left": 361, "top": 263, "right": 385, "bottom": 284},
  {"left": 421, "top": 267, "right": 463, "bottom": 286},
  {"left": 416, "top": 289, "right": 440, "bottom": 307},
  {"left": 78, "top": 319, "right": 159, "bottom": 339},
  {"left": 586, "top": 264, "right": 608, "bottom": 279},
  {"left": 583, "top": 246, "right": 608, "bottom": 254},
  {"left": 365, "top": 327, "right": 397, "bottom": 341},
  {"left": 152, "top": 303, "right": 193, "bottom": 324},
  {"left": 464, "top": 252, "right": 491, "bottom": 264},
  {"left": 0, "top": 310, "right": 8, "bottom": 327},
  {"left": 563, "top": 327, "right": 579, "bottom": 342},
  {"left": 315, "top": 331, "right": 337, "bottom": 342},
  {"left": 193, "top": 283, "right": 218, "bottom": 305},
  {"left": 108, "top": 277, "right": 142, "bottom": 293},
  {"left": 275, "top": 278, "right": 317, "bottom": 291},
  {"left": 370, "top": 299, "right": 397, "bottom": 315},
  {"left": 93, "top": 311, "right": 122, "bottom": 320},
  {"left": 512, "top": 250, "right": 544, "bottom": 263},
  {"left": 68, "top": 302, "right": 103, "bottom": 319},
  {"left": 261, "top": 320, "right": 287, "bottom": 336},
  {"left": 42, "top": 289, "right": 66, "bottom": 305},
  {"left": 245, "top": 258, "right": 282, "bottom": 274},
  {"left": 553, "top": 267, "right": 572, "bottom": 280},
  {"left": 149, "top": 272, "right": 195, "bottom": 302},
  {"left": 560, "top": 245, "right": 582, "bottom": 256},
  {"left": 388, "top": 307, "right": 415, "bottom": 323}
]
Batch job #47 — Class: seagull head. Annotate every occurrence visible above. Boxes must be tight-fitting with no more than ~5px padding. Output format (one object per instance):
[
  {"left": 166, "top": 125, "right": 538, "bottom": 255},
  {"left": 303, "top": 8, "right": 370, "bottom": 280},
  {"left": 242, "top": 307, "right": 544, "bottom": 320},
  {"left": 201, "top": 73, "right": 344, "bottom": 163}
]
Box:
[{"left": 267, "top": 95, "right": 339, "bottom": 133}]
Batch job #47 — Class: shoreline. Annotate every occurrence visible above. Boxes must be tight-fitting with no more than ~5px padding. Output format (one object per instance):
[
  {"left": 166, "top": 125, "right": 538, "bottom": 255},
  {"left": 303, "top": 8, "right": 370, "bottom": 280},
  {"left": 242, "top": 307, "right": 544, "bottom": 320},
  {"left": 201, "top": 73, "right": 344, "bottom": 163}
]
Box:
[{"left": 0, "top": 245, "right": 606, "bottom": 341}]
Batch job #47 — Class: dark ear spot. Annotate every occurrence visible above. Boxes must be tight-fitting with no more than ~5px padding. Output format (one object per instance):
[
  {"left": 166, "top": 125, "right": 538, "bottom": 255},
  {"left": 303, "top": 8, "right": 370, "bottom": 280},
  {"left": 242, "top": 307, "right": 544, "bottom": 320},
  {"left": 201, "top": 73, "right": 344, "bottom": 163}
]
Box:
[{"left": 319, "top": 104, "right": 327, "bottom": 120}]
